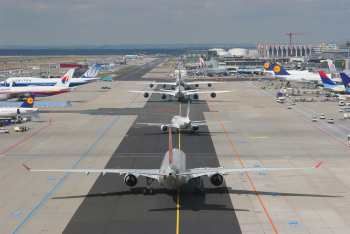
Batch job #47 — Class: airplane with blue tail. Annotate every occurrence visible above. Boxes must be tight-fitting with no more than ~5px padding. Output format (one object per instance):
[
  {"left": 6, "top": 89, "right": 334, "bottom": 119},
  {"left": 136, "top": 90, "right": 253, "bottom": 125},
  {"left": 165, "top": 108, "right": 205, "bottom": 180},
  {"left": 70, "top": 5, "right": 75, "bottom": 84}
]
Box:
[
  {"left": 264, "top": 63, "right": 322, "bottom": 82},
  {"left": 1, "top": 64, "right": 101, "bottom": 88},
  {"left": 0, "top": 97, "right": 39, "bottom": 121}
]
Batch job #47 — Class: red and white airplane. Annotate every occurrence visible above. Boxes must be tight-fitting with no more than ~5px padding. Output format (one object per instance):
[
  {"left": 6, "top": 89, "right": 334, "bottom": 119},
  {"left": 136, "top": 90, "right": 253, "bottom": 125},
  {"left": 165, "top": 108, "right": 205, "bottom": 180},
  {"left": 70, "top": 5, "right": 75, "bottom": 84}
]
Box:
[{"left": 0, "top": 69, "right": 75, "bottom": 100}]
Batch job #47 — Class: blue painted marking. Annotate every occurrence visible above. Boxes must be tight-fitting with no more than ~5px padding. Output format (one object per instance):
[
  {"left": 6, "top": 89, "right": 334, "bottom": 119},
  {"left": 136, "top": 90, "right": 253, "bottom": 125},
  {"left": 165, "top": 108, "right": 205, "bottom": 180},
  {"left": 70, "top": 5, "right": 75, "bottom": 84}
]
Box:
[
  {"left": 47, "top": 176, "right": 56, "bottom": 181},
  {"left": 288, "top": 220, "right": 299, "bottom": 226},
  {"left": 12, "top": 116, "right": 121, "bottom": 234},
  {"left": 11, "top": 210, "right": 23, "bottom": 220}
]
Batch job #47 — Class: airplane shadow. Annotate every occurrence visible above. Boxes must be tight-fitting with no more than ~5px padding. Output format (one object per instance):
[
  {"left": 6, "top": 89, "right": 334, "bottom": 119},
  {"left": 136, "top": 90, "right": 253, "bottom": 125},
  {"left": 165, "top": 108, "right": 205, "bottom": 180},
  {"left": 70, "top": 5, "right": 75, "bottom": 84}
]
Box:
[{"left": 52, "top": 186, "right": 342, "bottom": 212}]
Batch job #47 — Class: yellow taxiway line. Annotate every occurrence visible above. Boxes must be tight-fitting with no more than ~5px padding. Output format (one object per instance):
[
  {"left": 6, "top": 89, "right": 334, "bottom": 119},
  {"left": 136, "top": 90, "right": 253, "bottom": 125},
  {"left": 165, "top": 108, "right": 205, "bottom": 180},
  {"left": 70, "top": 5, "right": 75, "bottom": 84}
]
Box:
[{"left": 176, "top": 102, "right": 181, "bottom": 234}]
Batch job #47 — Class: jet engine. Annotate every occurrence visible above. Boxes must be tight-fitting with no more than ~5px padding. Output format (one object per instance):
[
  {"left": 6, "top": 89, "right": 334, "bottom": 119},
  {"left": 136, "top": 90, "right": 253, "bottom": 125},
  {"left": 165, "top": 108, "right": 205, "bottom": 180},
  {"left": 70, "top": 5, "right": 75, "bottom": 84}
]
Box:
[
  {"left": 207, "top": 83, "right": 212, "bottom": 87},
  {"left": 143, "top": 92, "right": 149, "bottom": 98},
  {"left": 191, "top": 125, "right": 199, "bottom": 131},
  {"left": 210, "top": 173, "right": 223, "bottom": 186},
  {"left": 0, "top": 94, "right": 9, "bottom": 101},
  {"left": 160, "top": 125, "right": 168, "bottom": 132},
  {"left": 124, "top": 174, "right": 137, "bottom": 187},
  {"left": 210, "top": 92, "right": 216, "bottom": 98},
  {"left": 195, "top": 84, "right": 199, "bottom": 88},
  {"left": 149, "top": 83, "right": 154, "bottom": 88},
  {"left": 161, "top": 94, "right": 167, "bottom": 100},
  {"left": 192, "top": 94, "right": 199, "bottom": 100}
]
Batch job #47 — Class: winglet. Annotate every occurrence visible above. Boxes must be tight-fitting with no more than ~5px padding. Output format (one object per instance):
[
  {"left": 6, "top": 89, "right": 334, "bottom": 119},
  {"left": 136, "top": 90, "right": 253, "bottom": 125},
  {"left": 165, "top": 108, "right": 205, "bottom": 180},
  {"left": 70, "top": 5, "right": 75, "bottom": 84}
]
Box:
[
  {"left": 22, "top": 163, "right": 31, "bottom": 171},
  {"left": 313, "top": 161, "right": 323, "bottom": 169}
]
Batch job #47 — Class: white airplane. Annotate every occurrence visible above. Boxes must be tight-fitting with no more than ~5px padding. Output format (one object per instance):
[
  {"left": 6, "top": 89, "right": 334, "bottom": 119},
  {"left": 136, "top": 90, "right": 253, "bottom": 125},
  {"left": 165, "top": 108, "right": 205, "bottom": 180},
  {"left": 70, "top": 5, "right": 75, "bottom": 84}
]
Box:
[
  {"left": 23, "top": 128, "right": 323, "bottom": 194},
  {"left": 1, "top": 65, "right": 101, "bottom": 88},
  {"left": 149, "top": 70, "right": 221, "bottom": 89},
  {"left": 137, "top": 101, "right": 207, "bottom": 132},
  {"left": 0, "top": 69, "right": 75, "bottom": 100},
  {"left": 130, "top": 82, "right": 231, "bottom": 102},
  {"left": 0, "top": 97, "right": 38, "bottom": 121},
  {"left": 265, "top": 63, "right": 322, "bottom": 82}
]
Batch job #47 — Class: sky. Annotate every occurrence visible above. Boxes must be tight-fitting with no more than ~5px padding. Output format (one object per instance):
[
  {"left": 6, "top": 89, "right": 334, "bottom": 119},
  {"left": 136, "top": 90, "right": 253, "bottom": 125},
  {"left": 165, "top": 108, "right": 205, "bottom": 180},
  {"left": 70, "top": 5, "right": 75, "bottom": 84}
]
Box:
[{"left": 0, "top": 0, "right": 349, "bottom": 47}]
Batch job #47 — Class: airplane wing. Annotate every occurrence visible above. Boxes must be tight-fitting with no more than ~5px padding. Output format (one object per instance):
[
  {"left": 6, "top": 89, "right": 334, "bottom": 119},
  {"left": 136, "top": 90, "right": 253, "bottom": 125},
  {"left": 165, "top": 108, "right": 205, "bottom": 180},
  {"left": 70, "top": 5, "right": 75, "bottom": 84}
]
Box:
[
  {"left": 136, "top": 123, "right": 179, "bottom": 129},
  {"left": 190, "top": 120, "right": 207, "bottom": 126},
  {"left": 185, "top": 81, "right": 222, "bottom": 86},
  {"left": 183, "top": 90, "right": 231, "bottom": 95},
  {"left": 151, "top": 82, "right": 177, "bottom": 86},
  {"left": 23, "top": 164, "right": 163, "bottom": 180},
  {"left": 129, "top": 90, "right": 177, "bottom": 97},
  {"left": 178, "top": 162, "right": 323, "bottom": 179}
]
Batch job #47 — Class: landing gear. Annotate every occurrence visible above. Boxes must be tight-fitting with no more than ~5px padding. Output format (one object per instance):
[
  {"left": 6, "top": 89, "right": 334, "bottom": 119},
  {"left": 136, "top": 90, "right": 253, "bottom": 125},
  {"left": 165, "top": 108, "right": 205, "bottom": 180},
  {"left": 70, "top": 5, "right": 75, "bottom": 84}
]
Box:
[
  {"left": 143, "top": 178, "right": 154, "bottom": 195},
  {"left": 190, "top": 178, "right": 204, "bottom": 195},
  {"left": 143, "top": 187, "right": 153, "bottom": 195}
]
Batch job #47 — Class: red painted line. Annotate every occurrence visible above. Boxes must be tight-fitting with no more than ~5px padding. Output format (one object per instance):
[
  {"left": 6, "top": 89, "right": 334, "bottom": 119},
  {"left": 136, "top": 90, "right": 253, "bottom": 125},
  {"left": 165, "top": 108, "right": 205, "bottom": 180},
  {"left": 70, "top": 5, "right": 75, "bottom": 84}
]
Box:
[
  {"left": 0, "top": 119, "right": 52, "bottom": 156},
  {"left": 219, "top": 121, "right": 279, "bottom": 234}
]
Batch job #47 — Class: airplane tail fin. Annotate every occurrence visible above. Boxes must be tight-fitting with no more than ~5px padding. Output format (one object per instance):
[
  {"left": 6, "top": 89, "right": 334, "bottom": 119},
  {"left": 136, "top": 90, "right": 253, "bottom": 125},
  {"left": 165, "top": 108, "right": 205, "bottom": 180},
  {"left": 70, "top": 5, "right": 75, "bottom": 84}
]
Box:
[
  {"left": 81, "top": 64, "right": 101, "bottom": 78},
  {"left": 20, "top": 97, "right": 34, "bottom": 108},
  {"left": 56, "top": 69, "right": 75, "bottom": 87},
  {"left": 263, "top": 62, "right": 274, "bottom": 71},
  {"left": 168, "top": 127, "right": 173, "bottom": 164},
  {"left": 327, "top": 60, "right": 337, "bottom": 73},
  {"left": 272, "top": 64, "right": 290, "bottom": 75},
  {"left": 186, "top": 100, "right": 191, "bottom": 118},
  {"left": 340, "top": 73, "right": 350, "bottom": 88},
  {"left": 319, "top": 71, "right": 336, "bottom": 85}
]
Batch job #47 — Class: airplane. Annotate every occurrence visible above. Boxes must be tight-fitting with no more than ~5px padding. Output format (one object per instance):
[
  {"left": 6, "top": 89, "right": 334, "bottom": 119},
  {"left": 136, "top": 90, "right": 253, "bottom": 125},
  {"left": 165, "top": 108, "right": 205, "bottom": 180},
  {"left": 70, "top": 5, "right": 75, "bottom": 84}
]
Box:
[
  {"left": 149, "top": 70, "right": 221, "bottom": 89},
  {"left": 266, "top": 63, "right": 322, "bottom": 82},
  {"left": 129, "top": 82, "right": 231, "bottom": 102},
  {"left": 0, "top": 97, "right": 38, "bottom": 121},
  {"left": 0, "top": 69, "right": 75, "bottom": 100},
  {"left": 23, "top": 128, "right": 323, "bottom": 194},
  {"left": 1, "top": 65, "right": 101, "bottom": 87},
  {"left": 137, "top": 101, "right": 207, "bottom": 132},
  {"left": 319, "top": 71, "right": 345, "bottom": 93}
]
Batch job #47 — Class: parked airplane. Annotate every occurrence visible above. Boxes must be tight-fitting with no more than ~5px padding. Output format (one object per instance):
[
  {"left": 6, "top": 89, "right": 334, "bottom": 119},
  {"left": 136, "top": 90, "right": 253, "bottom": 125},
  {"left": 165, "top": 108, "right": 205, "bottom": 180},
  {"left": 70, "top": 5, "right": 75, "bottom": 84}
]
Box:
[
  {"left": 149, "top": 70, "right": 221, "bottom": 89},
  {"left": 0, "top": 97, "right": 38, "bottom": 121},
  {"left": 319, "top": 71, "right": 345, "bottom": 93},
  {"left": 0, "top": 69, "right": 75, "bottom": 100},
  {"left": 23, "top": 128, "right": 322, "bottom": 194},
  {"left": 137, "top": 101, "right": 206, "bottom": 132},
  {"left": 1, "top": 65, "right": 100, "bottom": 87},
  {"left": 130, "top": 83, "right": 231, "bottom": 102},
  {"left": 266, "top": 63, "right": 321, "bottom": 82}
]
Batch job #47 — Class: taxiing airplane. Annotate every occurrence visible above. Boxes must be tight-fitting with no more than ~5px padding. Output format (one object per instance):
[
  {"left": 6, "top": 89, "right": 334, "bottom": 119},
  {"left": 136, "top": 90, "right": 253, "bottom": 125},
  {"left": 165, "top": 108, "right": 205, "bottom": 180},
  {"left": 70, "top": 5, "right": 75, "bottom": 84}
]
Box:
[
  {"left": 319, "top": 71, "right": 345, "bottom": 93},
  {"left": 0, "top": 97, "right": 38, "bottom": 121},
  {"left": 1, "top": 65, "right": 101, "bottom": 87},
  {"left": 149, "top": 70, "right": 221, "bottom": 89},
  {"left": 137, "top": 101, "right": 206, "bottom": 132},
  {"left": 130, "top": 83, "right": 230, "bottom": 102},
  {"left": 23, "top": 128, "right": 322, "bottom": 194},
  {"left": 0, "top": 69, "right": 75, "bottom": 100}
]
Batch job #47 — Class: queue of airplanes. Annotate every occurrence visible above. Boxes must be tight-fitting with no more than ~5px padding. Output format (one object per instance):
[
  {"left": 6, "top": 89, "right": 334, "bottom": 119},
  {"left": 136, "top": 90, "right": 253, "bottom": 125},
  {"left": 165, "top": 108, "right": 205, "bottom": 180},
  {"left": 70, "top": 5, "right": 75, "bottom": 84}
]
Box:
[{"left": 21, "top": 64, "right": 322, "bottom": 194}]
